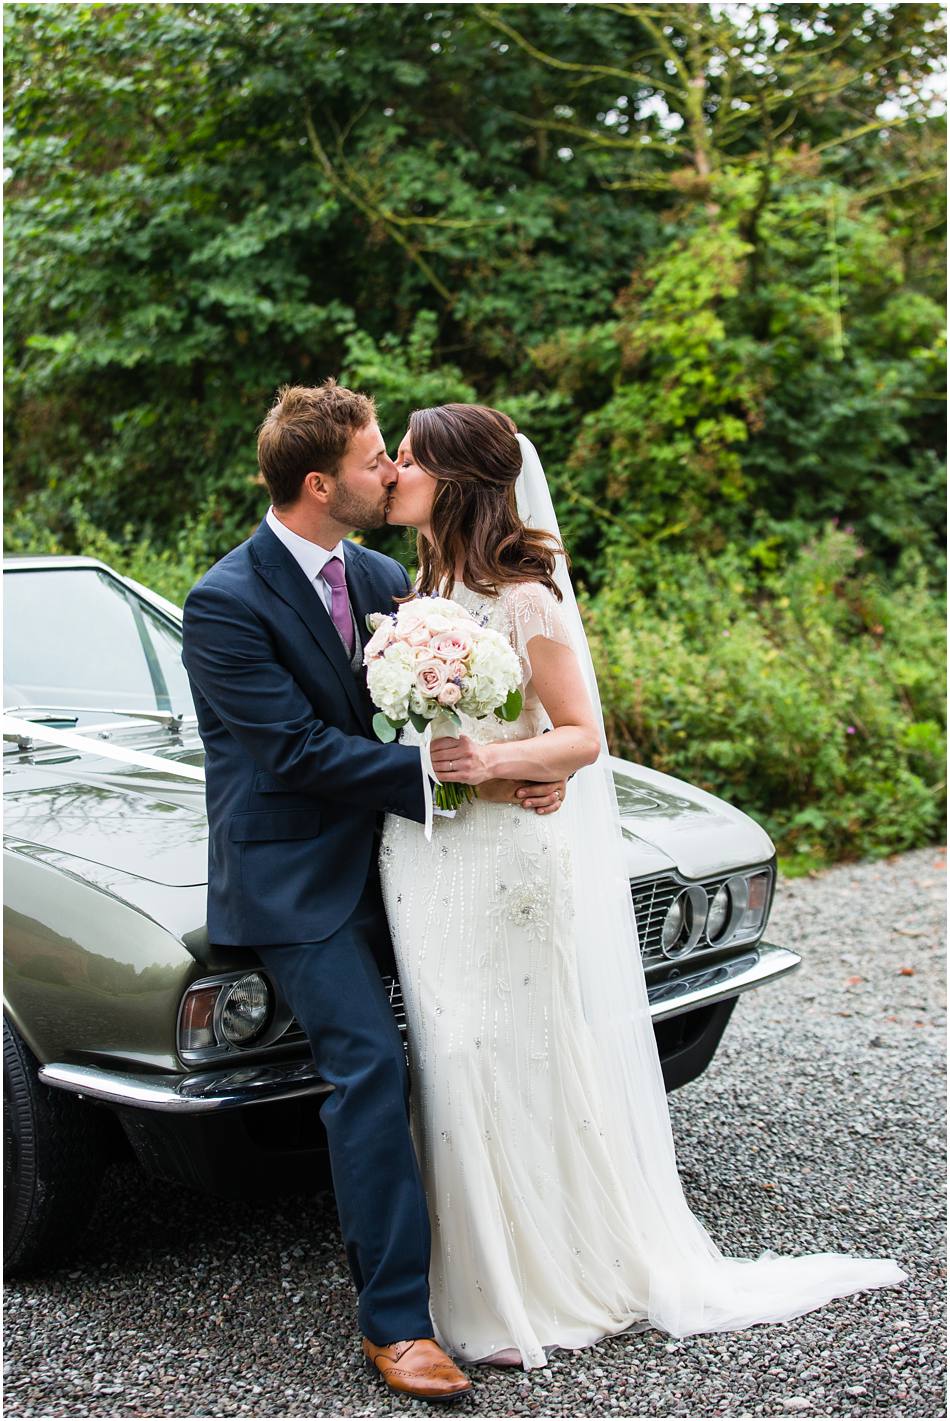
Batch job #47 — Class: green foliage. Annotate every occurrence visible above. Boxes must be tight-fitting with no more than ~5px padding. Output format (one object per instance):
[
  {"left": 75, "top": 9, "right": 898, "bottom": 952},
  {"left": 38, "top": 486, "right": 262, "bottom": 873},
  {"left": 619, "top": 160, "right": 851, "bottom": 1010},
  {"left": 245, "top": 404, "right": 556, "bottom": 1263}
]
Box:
[
  {"left": 495, "top": 689, "right": 524, "bottom": 723},
  {"left": 3, "top": 2, "right": 946, "bottom": 864},
  {"left": 588, "top": 526, "right": 946, "bottom": 869},
  {"left": 372, "top": 712, "right": 398, "bottom": 743},
  {"left": 542, "top": 167, "right": 946, "bottom": 585}
]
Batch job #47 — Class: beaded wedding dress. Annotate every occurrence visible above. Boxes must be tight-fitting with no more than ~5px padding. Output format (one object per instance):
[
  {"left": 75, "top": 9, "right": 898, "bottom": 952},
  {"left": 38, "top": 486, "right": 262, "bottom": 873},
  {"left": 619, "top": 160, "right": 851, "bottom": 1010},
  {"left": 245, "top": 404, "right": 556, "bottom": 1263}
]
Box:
[
  {"left": 378, "top": 579, "right": 908, "bottom": 1371},
  {"left": 380, "top": 580, "right": 652, "bottom": 1369},
  {"left": 377, "top": 433, "right": 908, "bottom": 1372}
]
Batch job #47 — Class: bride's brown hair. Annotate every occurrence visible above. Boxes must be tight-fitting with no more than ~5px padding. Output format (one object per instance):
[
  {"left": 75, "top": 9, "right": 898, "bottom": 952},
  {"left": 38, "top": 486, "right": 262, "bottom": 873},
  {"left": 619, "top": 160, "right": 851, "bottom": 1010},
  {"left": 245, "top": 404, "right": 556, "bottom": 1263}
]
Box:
[{"left": 404, "top": 403, "right": 567, "bottom": 602}]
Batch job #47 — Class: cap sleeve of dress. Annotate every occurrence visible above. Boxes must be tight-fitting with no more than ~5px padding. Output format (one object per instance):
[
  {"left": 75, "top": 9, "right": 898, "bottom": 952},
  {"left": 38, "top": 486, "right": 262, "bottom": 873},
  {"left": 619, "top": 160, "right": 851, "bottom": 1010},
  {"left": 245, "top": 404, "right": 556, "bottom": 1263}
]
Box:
[{"left": 504, "top": 581, "right": 573, "bottom": 689}]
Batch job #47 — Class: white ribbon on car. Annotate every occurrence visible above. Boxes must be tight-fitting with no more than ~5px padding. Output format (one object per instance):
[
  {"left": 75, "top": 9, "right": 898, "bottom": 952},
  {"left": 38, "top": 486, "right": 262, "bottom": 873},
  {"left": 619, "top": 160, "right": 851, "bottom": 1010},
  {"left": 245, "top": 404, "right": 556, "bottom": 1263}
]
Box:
[{"left": 1, "top": 714, "right": 206, "bottom": 782}]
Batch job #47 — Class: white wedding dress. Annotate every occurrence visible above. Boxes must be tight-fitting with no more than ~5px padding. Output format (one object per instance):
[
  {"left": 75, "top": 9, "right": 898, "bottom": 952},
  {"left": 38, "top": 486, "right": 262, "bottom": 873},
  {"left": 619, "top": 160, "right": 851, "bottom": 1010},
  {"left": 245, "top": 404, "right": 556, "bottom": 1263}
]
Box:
[{"left": 378, "top": 577, "right": 908, "bottom": 1371}]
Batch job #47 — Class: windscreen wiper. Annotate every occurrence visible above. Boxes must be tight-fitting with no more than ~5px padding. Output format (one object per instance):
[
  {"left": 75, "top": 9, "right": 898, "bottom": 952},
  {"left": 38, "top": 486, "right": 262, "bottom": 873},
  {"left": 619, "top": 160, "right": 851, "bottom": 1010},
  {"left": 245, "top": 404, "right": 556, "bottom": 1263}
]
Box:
[{"left": 2, "top": 705, "right": 197, "bottom": 730}]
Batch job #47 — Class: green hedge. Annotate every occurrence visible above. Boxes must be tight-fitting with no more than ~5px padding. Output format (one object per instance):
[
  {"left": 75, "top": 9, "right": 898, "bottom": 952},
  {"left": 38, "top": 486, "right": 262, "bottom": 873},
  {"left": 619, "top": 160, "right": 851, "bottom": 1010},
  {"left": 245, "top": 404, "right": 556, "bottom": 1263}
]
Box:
[{"left": 586, "top": 524, "right": 945, "bottom": 872}]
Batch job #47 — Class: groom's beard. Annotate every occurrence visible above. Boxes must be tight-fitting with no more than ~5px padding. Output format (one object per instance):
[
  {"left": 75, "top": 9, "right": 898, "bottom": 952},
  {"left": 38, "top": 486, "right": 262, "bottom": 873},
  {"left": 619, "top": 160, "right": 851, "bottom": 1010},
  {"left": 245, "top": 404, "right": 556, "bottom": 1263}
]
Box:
[{"left": 328, "top": 482, "right": 389, "bottom": 532}]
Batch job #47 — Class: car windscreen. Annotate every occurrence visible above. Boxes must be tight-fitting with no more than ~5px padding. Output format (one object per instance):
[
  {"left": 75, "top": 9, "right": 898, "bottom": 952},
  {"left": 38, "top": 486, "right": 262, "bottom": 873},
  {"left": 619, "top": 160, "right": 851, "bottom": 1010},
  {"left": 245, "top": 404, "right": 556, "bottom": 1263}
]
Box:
[{"left": 4, "top": 568, "right": 196, "bottom": 725}]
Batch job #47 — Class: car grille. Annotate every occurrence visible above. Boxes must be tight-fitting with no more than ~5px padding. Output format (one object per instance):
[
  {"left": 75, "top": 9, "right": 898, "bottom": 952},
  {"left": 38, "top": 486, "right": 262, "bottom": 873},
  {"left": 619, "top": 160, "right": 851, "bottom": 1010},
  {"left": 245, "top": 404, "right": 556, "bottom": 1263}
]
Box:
[
  {"left": 632, "top": 871, "right": 768, "bottom": 962},
  {"left": 383, "top": 974, "right": 408, "bottom": 1033}
]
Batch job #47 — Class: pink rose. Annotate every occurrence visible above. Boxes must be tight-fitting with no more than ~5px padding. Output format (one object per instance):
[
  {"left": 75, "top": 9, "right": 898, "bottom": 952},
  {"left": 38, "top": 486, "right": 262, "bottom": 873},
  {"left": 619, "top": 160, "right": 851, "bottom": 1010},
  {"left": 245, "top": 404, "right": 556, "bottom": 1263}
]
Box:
[
  {"left": 415, "top": 659, "right": 448, "bottom": 697},
  {"left": 404, "top": 623, "right": 432, "bottom": 648},
  {"left": 364, "top": 622, "right": 394, "bottom": 658},
  {"left": 431, "top": 631, "right": 473, "bottom": 661},
  {"left": 445, "top": 660, "right": 466, "bottom": 682},
  {"left": 437, "top": 681, "right": 462, "bottom": 707}
]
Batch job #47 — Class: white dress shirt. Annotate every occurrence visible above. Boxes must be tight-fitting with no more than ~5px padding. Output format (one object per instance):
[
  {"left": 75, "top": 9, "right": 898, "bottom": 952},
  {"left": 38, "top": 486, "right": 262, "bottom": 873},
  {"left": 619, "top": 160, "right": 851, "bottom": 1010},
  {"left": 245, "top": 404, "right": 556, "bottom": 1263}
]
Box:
[{"left": 265, "top": 505, "right": 346, "bottom": 616}]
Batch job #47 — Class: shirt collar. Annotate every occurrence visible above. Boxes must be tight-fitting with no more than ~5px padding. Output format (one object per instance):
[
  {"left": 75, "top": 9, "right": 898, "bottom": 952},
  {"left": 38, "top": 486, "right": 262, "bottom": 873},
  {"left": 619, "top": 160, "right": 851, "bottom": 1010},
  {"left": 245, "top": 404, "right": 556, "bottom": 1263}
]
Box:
[{"left": 266, "top": 506, "right": 345, "bottom": 582}]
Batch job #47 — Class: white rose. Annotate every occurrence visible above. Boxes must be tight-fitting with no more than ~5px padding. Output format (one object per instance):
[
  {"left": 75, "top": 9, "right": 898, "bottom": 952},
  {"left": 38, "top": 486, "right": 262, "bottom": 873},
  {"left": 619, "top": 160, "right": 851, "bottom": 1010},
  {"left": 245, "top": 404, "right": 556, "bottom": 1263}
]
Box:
[
  {"left": 409, "top": 685, "right": 439, "bottom": 717},
  {"left": 427, "top": 596, "right": 479, "bottom": 626},
  {"left": 393, "top": 610, "right": 424, "bottom": 636}
]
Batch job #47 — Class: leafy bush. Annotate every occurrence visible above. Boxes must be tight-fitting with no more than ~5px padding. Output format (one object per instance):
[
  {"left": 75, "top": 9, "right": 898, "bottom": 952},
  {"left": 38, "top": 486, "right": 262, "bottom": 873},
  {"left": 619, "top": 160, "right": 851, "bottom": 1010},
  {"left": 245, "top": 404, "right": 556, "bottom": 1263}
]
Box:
[
  {"left": 3, "top": 3, "right": 945, "bottom": 869},
  {"left": 586, "top": 525, "right": 946, "bottom": 871}
]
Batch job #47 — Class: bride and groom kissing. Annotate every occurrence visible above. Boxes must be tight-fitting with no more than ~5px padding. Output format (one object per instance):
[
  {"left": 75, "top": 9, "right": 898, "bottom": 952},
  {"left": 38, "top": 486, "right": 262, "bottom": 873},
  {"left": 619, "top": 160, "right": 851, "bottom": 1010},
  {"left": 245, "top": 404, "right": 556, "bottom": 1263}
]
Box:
[{"left": 181, "top": 380, "right": 907, "bottom": 1403}]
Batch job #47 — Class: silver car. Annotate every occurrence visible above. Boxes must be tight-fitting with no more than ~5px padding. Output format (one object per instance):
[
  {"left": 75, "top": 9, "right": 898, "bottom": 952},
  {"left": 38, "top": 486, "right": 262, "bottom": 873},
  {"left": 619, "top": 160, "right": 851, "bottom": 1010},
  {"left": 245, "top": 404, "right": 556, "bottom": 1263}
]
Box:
[{"left": 3, "top": 554, "right": 800, "bottom": 1273}]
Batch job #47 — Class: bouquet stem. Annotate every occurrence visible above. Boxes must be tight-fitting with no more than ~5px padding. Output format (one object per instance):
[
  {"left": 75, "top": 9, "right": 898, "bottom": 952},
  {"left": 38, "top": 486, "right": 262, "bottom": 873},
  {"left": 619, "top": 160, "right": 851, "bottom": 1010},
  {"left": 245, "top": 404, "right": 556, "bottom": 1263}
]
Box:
[
  {"left": 434, "top": 781, "right": 478, "bottom": 812},
  {"left": 428, "top": 709, "right": 477, "bottom": 814}
]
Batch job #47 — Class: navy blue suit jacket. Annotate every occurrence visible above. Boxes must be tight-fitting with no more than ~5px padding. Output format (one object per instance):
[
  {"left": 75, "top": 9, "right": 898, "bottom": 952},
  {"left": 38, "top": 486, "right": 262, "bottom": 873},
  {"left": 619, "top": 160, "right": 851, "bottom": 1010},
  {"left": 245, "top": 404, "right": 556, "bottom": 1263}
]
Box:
[{"left": 181, "top": 517, "right": 425, "bottom": 946}]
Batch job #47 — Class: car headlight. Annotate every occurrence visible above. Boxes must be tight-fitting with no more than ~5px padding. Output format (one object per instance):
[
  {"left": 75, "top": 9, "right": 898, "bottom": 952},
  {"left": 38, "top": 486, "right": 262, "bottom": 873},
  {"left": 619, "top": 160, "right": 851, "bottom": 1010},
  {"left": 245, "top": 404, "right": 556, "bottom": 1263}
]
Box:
[
  {"left": 661, "top": 896, "right": 685, "bottom": 951},
  {"left": 706, "top": 883, "right": 731, "bottom": 942},
  {"left": 179, "top": 972, "right": 273, "bottom": 1056},
  {"left": 660, "top": 885, "right": 708, "bottom": 958},
  {"left": 705, "top": 870, "right": 772, "bottom": 947},
  {"left": 217, "top": 974, "right": 271, "bottom": 1045}
]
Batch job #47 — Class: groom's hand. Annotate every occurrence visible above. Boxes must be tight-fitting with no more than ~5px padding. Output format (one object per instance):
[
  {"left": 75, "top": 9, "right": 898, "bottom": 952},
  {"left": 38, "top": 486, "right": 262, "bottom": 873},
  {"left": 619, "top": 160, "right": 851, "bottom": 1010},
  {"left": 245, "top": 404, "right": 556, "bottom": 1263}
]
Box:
[
  {"left": 477, "top": 778, "right": 566, "bottom": 813},
  {"left": 515, "top": 779, "right": 567, "bottom": 814}
]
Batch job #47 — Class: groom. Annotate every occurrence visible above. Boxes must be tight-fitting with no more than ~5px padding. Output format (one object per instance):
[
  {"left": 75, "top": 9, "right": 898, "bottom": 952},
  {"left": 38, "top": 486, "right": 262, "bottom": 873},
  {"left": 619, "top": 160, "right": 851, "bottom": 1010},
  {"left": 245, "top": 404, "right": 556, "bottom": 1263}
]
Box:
[{"left": 181, "top": 380, "right": 565, "bottom": 1400}]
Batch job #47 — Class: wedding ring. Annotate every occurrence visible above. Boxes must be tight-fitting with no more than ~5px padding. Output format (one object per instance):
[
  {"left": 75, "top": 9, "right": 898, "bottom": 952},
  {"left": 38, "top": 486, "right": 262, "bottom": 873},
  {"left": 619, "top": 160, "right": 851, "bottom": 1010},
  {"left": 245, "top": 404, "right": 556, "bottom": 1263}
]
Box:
[{"left": 450, "top": 761, "right": 455, "bottom": 772}]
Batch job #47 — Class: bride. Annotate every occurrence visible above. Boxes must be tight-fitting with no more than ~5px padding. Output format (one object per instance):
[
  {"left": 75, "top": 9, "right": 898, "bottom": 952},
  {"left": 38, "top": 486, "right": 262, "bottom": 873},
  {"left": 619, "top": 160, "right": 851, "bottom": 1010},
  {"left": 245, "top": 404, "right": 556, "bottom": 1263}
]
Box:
[{"left": 377, "top": 401, "right": 908, "bottom": 1372}]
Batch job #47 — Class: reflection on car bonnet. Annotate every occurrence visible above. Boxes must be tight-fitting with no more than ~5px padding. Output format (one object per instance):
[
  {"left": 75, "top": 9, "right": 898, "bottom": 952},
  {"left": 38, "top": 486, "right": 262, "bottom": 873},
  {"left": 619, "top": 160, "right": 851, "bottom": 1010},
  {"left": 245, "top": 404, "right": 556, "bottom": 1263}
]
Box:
[{"left": 1, "top": 714, "right": 206, "bottom": 782}]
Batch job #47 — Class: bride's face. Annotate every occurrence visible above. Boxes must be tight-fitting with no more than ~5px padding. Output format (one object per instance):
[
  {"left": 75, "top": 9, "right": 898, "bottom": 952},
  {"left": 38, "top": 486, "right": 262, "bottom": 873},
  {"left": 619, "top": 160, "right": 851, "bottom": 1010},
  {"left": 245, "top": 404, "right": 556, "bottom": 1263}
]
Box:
[{"left": 386, "top": 431, "right": 437, "bottom": 534}]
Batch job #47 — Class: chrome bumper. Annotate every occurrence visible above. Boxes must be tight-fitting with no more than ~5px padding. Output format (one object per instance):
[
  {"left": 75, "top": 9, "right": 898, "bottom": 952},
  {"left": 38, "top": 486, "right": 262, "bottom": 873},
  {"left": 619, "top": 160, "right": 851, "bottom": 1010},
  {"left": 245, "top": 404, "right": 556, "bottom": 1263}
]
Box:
[
  {"left": 39, "top": 941, "right": 800, "bottom": 1113},
  {"left": 647, "top": 940, "right": 801, "bottom": 1023},
  {"left": 39, "top": 1059, "right": 333, "bottom": 1114}
]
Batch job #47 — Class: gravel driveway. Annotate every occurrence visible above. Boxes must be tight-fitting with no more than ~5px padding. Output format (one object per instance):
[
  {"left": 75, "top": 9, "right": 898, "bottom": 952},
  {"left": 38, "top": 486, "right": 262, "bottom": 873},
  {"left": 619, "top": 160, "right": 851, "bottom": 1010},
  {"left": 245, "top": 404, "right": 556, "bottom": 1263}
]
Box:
[{"left": 4, "top": 847, "right": 945, "bottom": 1419}]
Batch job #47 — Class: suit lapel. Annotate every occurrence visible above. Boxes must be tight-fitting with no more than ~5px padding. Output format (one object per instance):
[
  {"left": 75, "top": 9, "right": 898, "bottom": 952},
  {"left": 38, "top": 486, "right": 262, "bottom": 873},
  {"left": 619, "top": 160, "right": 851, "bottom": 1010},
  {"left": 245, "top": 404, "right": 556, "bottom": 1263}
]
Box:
[{"left": 250, "top": 519, "right": 372, "bottom": 733}]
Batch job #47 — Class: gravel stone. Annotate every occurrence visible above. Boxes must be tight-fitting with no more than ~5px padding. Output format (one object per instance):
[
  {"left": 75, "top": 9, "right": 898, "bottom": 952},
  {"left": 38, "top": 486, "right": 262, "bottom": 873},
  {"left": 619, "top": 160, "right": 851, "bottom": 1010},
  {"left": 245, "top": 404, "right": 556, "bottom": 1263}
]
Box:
[{"left": 4, "top": 847, "right": 945, "bottom": 1418}]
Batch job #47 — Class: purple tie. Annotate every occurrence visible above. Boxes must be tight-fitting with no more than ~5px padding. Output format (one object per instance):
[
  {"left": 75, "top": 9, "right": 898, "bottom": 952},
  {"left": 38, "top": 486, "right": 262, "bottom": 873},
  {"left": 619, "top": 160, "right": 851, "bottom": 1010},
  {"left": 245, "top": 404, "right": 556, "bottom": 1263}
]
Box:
[{"left": 320, "top": 555, "right": 355, "bottom": 656}]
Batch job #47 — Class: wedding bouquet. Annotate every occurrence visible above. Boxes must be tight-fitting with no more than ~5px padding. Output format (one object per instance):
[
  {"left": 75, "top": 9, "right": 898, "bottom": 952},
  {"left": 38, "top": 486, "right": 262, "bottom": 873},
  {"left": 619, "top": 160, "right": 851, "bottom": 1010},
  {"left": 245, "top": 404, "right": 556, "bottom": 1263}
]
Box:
[{"left": 364, "top": 596, "right": 523, "bottom": 811}]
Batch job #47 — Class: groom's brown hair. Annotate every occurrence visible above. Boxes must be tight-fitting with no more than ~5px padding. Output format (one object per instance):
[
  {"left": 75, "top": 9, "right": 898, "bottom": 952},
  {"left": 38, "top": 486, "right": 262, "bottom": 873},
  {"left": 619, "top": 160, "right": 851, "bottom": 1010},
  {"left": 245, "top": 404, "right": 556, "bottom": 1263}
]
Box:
[{"left": 257, "top": 380, "right": 376, "bottom": 507}]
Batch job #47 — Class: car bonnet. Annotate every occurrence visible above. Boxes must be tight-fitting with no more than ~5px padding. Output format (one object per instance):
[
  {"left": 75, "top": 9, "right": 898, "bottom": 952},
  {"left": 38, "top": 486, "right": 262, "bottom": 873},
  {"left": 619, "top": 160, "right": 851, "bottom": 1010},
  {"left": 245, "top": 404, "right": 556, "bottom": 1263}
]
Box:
[{"left": 4, "top": 728, "right": 208, "bottom": 887}]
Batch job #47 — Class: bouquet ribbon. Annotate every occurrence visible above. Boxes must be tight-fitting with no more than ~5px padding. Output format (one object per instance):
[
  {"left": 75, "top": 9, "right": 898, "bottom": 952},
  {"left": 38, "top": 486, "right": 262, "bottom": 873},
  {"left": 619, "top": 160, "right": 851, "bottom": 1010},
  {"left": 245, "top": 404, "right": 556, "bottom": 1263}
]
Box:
[{"left": 418, "top": 724, "right": 457, "bottom": 842}]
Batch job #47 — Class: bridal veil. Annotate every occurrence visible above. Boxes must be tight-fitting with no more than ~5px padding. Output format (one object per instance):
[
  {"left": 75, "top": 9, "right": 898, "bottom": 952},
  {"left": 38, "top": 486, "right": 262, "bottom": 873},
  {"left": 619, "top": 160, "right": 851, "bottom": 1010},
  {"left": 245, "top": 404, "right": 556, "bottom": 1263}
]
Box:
[{"left": 513, "top": 431, "right": 908, "bottom": 1336}]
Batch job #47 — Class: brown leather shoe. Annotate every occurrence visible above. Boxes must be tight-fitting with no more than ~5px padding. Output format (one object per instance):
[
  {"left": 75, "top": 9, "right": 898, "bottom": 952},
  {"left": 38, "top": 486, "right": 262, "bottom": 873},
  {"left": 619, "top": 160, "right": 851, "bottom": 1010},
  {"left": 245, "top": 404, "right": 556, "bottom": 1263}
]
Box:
[{"left": 362, "top": 1336, "right": 473, "bottom": 1401}]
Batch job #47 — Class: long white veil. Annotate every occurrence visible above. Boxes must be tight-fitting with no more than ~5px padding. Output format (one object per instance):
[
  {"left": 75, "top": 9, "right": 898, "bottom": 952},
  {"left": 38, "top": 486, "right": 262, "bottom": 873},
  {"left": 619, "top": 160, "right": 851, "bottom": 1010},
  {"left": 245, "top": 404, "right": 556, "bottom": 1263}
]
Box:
[{"left": 514, "top": 431, "right": 908, "bottom": 1336}]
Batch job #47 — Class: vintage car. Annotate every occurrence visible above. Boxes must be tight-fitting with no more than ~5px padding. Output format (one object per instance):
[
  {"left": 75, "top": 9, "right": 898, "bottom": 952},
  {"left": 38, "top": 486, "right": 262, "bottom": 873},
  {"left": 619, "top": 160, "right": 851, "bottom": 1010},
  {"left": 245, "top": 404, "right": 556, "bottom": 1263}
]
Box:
[{"left": 3, "top": 554, "right": 800, "bottom": 1274}]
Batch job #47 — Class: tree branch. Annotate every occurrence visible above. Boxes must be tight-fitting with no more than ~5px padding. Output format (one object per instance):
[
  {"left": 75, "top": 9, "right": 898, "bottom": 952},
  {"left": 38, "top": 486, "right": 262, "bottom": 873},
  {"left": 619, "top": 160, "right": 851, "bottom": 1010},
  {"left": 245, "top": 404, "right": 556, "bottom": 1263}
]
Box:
[
  {"left": 473, "top": 5, "right": 681, "bottom": 98},
  {"left": 851, "top": 167, "right": 947, "bottom": 205},
  {"left": 304, "top": 107, "right": 455, "bottom": 307}
]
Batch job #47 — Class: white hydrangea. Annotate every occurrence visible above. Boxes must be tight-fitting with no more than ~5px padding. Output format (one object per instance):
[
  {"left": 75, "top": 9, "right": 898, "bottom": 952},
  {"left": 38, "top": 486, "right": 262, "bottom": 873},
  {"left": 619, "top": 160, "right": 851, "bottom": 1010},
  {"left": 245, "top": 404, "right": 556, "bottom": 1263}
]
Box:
[
  {"left": 366, "top": 645, "right": 415, "bottom": 722},
  {"left": 418, "top": 596, "right": 474, "bottom": 623},
  {"left": 458, "top": 629, "right": 521, "bottom": 716}
]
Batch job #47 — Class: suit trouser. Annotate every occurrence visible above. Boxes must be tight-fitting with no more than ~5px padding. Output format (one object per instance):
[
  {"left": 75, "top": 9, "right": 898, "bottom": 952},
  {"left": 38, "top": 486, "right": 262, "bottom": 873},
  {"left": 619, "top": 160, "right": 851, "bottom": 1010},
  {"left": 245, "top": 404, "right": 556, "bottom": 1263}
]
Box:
[{"left": 255, "top": 865, "right": 433, "bottom": 1345}]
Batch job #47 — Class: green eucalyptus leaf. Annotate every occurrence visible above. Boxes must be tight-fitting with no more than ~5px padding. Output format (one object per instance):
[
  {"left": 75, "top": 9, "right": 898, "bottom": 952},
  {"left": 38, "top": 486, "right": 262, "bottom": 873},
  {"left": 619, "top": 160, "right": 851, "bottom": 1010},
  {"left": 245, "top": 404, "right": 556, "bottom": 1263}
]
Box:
[{"left": 372, "top": 712, "right": 397, "bottom": 743}]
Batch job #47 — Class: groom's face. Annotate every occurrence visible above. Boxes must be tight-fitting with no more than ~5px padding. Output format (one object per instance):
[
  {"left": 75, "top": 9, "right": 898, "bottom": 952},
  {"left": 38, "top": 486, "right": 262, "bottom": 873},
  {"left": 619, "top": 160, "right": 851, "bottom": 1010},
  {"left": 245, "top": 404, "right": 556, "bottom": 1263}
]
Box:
[{"left": 324, "top": 420, "right": 398, "bottom": 531}]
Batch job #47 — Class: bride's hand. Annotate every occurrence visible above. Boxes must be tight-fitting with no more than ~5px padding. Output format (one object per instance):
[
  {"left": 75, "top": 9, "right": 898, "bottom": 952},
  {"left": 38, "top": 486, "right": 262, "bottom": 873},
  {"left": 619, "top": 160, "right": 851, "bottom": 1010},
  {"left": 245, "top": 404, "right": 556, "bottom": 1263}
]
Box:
[{"left": 429, "top": 734, "right": 496, "bottom": 785}]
